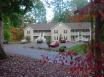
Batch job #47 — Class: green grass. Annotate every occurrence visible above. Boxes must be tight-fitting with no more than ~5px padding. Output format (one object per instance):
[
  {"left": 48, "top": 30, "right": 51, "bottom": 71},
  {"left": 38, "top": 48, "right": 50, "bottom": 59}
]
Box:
[{"left": 68, "top": 44, "right": 88, "bottom": 54}]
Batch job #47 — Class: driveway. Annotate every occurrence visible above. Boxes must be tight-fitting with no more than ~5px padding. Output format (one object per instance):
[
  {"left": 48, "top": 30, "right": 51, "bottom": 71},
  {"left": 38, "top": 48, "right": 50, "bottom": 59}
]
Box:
[
  {"left": 24, "top": 42, "right": 84, "bottom": 49},
  {"left": 4, "top": 42, "right": 84, "bottom": 65},
  {"left": 4, "top": 44, "right": 58, "bottom": 59}
]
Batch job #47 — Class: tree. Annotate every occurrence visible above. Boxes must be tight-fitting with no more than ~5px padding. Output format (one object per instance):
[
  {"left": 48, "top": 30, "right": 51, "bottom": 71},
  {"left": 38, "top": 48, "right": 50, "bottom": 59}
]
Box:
[
  {"left": 70, "top": 0, "right": 88, "bottom": 9},
  {"left": 94, "top": 2, "right": 104, "bottom": 75},
  {"left": 90, "top": 0, "right": 104, "bottom": 75},
  {"left": 24, "top": 0, "right": 47, "bottom": 24},
  {"left": 3, "top": 12, "right": 26, "bottom": 43},
  {"left": 50, "top": 0, "right": 88, "bottom": 22},
  {"left": 50, "top": 0, "right": 72, "bottom": 22},
  {"left": 0, "top": 0, "right": 34, "bottom": 59},
  {"left": 53, "top": 10, "right": 72, "bottom": 22}
]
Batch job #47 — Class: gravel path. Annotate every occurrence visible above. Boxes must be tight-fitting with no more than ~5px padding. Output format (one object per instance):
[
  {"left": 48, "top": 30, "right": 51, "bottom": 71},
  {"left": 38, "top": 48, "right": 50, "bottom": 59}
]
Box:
[{"left": 0, "top": 54, "right": 70, "bottom": 77}]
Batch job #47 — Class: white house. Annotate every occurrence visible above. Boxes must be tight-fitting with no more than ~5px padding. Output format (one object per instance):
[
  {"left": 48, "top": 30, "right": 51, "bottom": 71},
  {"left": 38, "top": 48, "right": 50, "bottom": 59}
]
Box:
[{"left": 24, "top": 22, "right": 91, "bottom": 42}]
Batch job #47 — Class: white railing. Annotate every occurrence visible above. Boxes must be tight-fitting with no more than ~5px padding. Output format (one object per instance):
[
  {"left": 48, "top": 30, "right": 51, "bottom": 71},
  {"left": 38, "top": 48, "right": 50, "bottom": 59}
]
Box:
[
  {"left": 71, "top": 32, "right": 91, "bottom": 35},
  {"left": 33, "top": 32, "right": 51, "bottom": 36}
]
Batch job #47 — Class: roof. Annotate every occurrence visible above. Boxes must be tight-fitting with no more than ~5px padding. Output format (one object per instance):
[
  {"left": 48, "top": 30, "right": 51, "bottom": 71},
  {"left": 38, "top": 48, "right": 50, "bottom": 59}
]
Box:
[
  {"left": 28, "top": 23, "right": 56, "bottom": 30},
  {"left": 27, "top": 22, "right": 91, "bottom": 30},
  {"left": 66, "top": 22, "right": 91, "bottom": 29}
]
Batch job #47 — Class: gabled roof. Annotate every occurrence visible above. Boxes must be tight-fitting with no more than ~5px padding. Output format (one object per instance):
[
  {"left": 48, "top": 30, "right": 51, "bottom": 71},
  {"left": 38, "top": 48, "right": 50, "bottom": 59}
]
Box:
[
  {"left": 28, "top": 23, "right": 56, "bottom": 30},
  {"left": 27, "top": 22, "right": 91, "bottom": 30}
]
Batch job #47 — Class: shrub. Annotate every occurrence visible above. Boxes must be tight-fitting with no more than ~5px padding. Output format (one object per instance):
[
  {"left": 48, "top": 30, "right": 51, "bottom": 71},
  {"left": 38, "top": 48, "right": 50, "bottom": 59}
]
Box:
[
  {"left": 46, "top": 37, "right": 51, "bottom": 48},
  {"left": 4, "top": 29, "right": 10, "bottom": 41},
  {"left": 59, "top": 46, "right": 66, "bottom": 52}
]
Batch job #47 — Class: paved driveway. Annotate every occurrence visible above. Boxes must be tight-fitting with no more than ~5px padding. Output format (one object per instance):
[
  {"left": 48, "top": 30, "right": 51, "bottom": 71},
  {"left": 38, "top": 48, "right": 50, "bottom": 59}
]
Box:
[
  {"left": 4, "top": 42, "right": 84, "bottom": 65},
  {"left": 24, "top": 42, "right": 84, "bottom": 49},
  {"left": 4, "top": 44, "right": 58, "bottom": 59}
]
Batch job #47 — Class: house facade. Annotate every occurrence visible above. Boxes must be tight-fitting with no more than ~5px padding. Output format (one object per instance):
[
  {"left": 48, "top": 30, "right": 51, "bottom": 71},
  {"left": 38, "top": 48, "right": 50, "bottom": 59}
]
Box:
[{"left": 24, "top": 22, "right": 91, "bottom": 42}]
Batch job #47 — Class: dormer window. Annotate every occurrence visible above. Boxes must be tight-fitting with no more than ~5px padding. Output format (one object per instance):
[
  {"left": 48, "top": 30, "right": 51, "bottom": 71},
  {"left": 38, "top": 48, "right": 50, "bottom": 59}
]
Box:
[
  {"left": 27, "top": 30, "right": 30, "bottom": 34},
  {"left": 54, "top": 30, "right": 58, "bottom": 33}
]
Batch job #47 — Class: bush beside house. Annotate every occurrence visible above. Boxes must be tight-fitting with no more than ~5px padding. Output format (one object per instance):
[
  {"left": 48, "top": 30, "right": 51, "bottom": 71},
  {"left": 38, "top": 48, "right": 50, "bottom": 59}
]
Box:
[
  {"left": 58, "top": 46, "right": 66, "bottom": 52},
  {"left": 4, "top": 29, "right": 10, "bottom": 41},
  {"left": 46, "top": 37, "right": 51, "bottom": 48}
]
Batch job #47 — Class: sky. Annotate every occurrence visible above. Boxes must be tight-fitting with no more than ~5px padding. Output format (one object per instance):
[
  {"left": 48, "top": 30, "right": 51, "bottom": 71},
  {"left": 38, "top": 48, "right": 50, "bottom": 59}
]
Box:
[
  {"left": 46, "top": 7, "right": 54, "bottom": 22},
  {"left": 41, "top": 0, "right": 54, "bottom": 22}
]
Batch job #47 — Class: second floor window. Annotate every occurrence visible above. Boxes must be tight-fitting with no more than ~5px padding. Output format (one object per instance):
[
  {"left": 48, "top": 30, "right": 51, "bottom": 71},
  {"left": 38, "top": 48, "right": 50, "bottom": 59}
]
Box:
[
  {"left": 71, "top": 29, "right": 77, "bottom": 32},
  {"left": 27, "top": 30, "right": 30, "bottom": 34},
  {"left": 64, "top": 30, "right": 67, "bottom": 33},
  {"left": 54, "top": 30, "right": 58, "bottom": 33}
]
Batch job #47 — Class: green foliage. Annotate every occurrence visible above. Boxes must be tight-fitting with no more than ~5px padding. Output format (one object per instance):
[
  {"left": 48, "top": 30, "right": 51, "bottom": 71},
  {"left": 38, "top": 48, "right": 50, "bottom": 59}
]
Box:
[
  {"left": 9, "top": 13, "right": 22, "bottom": 27},
  {"left": 70, "top": 0, "right": 88, "bottom": 9},
  {"left": 53, "top": 10, "right": 71, "bottom": 22},
  {"left": 68, "top": 44, "right": 88, "bottom": 54},
  {"left": 59, "top": 46, "right": 66, "bottom": 52},
  {"left": 4, "top": 29, "right": 10, "bottom": 41},
  {"left": 0, "top": 0, "right": 34, "bottom": 15},
  {"left": 24, "top": 0, "right": 47, "bottom": 24},
  {"left": 46, "top": 37, "right": 51, "bottom": 47},
  {"left": 0, "top": 0, "right": 34, "bottom": 59},
  {"left": 0, "top": 0, "right": 34, "bottom": 27},
  {"left": 51, "top": 0, "right": 88, "bottom": 22},
  {"left": 51, "top": 0, "right": 72, "bottom": 22}
]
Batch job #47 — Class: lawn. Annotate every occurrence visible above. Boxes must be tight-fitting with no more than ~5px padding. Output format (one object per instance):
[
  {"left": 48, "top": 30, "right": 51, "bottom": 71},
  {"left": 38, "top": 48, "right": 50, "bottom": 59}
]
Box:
[{"left": 68, "top": 44, "right": 89, "bottom": 54}]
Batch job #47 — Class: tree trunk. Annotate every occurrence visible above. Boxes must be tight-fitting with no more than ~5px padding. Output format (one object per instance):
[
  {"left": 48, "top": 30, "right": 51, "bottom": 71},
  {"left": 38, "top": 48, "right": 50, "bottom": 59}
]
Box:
[
  {"left": 0, "top": 16, "right": 7, "bottom": 59},
  {"left": 95, "top": 11, "right": 103, "bottom": 75},
  {"left": 90, "top": 13, "right": 94, "bottom": 52}
]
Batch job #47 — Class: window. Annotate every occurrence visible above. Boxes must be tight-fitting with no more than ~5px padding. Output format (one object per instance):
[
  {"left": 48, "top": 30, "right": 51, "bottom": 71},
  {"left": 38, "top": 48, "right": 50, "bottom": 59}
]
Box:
[
  {"left": 71, "top": 29, "right": 75, "bottom": 32},
  {"left": 71, "top": 29, "right": 78, "bottom": 32},
  {"left": 33, "top": 30, "right": 38, "bottom": 33},
  {"left": 71, "top": 36, "right": 76, "bottom": 41},
  {"left": 64, "top": 30, "right": 67, "bottom": 33},
  {"left": 33, "top": 30, "right": 51, "bottom": 33},
  {"left": 71, "top": 29, "right": 74, "bottom": 32},
  {"left": 75, "top": 29, "right": 78, "bottom": 32},
  {"left": 57, "top": 36, "right": 58, "bottom": 40},
  {"left": 27, "top": 30, "right": 30, "bottom": 34},
  {"left": 44, "top": 30, "right": 51, "bottom": 32},
  {"left": 81, "top": 29, "right": 90, "bottom": 32},
  {"left": 83, "top": 35, "right": 90, "bottom": 38},
  {"left": 54, "top": 36, "right": 56, "bottom": 40},
  {"left": 64, "top": 36, "right": 67, "bottom": 40},
  {"left": 85, "top": 29, "right": 90, "bottom": 32},
  {"left": 54, "top": 30, "right": 58, "bottom": 33}
]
